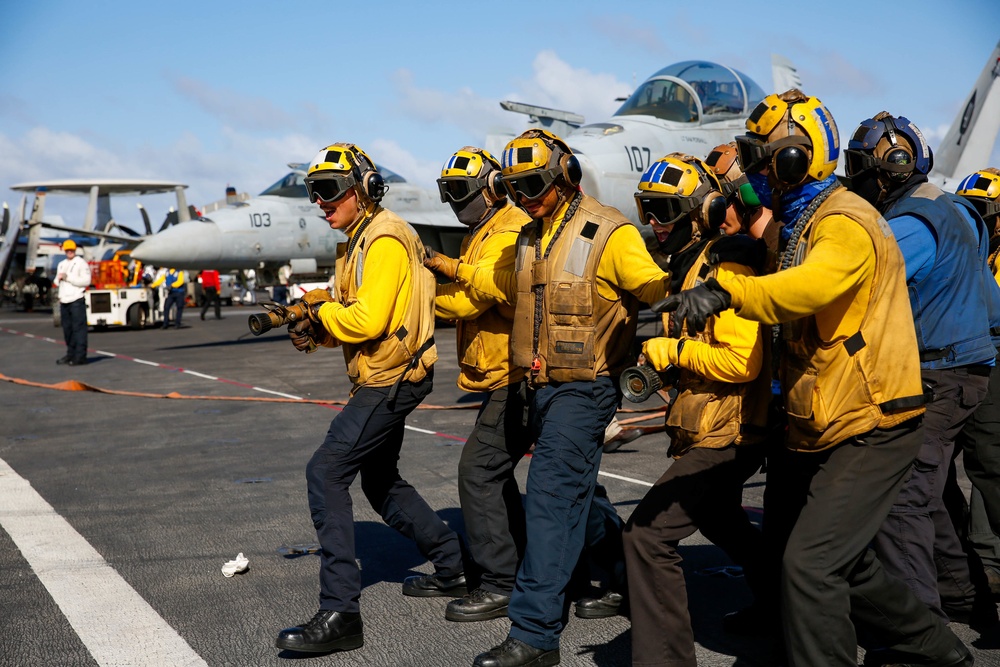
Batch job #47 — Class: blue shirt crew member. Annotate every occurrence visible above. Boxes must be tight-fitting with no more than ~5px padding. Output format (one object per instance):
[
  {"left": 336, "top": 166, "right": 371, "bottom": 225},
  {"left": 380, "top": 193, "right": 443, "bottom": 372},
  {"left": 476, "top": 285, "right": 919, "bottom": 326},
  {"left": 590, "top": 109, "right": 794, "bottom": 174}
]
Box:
[
  {"left": 151, "top": 268, "right": 186, "bottom": 328},
  {"left": 845, "top": 112, "right": 994, "bottom": 631}
]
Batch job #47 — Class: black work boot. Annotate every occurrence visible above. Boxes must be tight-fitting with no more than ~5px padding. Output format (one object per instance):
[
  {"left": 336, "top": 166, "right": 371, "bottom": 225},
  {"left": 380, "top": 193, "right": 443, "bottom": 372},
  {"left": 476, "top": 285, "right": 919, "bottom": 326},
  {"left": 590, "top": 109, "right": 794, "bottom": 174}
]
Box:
[
  {"left": 275, "top": 610, "right": 363, "bottom": 653},
  {"left": 402, "top": 571, "right": 467, "bottom": 597},
  {"left": 446, "top": 588, "right": 510, "bottom": 622},
  {"left": 473, "top": 636, "right": 559, "bottom": 667},
  {"left": 574, "top": 590, "right": 626, "bottom": 619}
]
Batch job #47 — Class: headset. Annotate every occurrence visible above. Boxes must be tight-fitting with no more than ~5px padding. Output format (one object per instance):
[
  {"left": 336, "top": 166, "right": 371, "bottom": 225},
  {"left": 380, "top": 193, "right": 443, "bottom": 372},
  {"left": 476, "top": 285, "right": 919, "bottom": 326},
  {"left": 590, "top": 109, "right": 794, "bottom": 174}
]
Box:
[
  {"left": 528, "top": 129, "right": 583, "bottom": 188},
  {"left": 688, "top": 157, "right": 727, "bottom": 231},
  {"left": 345, "top": 144, "right": 386, "bottom": 202}
]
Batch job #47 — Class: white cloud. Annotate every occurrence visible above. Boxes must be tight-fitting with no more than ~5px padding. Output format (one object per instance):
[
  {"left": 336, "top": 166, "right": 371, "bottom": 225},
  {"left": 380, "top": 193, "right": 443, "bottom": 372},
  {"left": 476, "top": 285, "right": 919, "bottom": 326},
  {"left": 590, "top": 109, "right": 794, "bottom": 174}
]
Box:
[
  {"left": 368, "top": 138, "right": 444, "bottom": 190},
  {"left": 393, "top": 50, "right": 632, "bottom": 137}
]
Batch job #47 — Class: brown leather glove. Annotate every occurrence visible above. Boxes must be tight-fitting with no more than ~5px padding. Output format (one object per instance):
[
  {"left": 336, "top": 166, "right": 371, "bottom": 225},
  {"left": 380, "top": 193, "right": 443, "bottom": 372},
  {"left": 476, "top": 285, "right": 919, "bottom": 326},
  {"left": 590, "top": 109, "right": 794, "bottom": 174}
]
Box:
[
  {"left": 289, "top": 319, "right": 318, "bottom": 353},
  {"left": 300, "top": 288, "right": 334, "bottom": 321},
  {"left": 423, "top": 246, "right": 461, "bottom": 281}
]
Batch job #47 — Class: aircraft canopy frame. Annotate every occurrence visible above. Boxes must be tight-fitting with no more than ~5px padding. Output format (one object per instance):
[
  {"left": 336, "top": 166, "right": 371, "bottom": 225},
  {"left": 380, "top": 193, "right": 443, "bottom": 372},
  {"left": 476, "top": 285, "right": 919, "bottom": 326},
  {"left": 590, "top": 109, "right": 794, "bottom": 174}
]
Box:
[{"left": 613, "top": 60, "right": 766, "bottom": 124}]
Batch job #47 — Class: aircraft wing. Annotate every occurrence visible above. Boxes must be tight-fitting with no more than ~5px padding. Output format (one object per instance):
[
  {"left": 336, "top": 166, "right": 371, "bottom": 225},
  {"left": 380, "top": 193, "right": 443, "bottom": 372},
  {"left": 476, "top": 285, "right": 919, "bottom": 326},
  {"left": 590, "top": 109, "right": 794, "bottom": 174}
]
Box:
[
  {"left": 771, "top": 54, "right": 802, "bottom": 93},
  {"left": 26, "top": 220, "right": 145, "bottom": 245},
  {"left": 933, "top": 39, "right": 1000, "bottom": 187}
]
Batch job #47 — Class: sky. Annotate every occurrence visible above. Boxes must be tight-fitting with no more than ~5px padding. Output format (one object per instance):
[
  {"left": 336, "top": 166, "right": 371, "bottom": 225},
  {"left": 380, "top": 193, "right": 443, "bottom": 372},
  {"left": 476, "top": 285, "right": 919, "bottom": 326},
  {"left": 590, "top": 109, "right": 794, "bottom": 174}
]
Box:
[{"left": 1, "top": 0, "right": 998, "bottom": 229}]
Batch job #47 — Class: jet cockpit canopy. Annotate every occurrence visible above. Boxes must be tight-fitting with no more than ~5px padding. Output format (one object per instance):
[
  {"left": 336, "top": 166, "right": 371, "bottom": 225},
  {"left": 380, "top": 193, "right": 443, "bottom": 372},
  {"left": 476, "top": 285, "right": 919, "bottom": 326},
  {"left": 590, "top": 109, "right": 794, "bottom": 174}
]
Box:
[{"left": 613, "top": 61, "right": 766, "bottom": 124}]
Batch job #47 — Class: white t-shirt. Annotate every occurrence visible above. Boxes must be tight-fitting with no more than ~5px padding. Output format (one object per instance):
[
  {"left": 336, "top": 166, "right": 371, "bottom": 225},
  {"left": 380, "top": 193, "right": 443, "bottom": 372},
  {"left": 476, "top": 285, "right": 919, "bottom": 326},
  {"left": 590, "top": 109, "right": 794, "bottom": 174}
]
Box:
[{"left": 55, "top": 255, "right": 92, "bottom": 303}]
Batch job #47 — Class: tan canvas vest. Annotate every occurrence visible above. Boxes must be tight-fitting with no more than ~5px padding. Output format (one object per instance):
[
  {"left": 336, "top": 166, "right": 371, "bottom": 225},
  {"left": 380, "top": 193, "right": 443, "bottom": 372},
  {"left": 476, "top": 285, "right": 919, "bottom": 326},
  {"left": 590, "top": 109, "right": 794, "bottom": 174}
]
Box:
[
  {"left": 511, "top": 194, "right": 638, "bottom": 386},
  {"left": 335, "top": 208, "right": 438, "bottom": 389},
  {"left": 664, "top": 238, "right": 771, "bottom": 458},
  {"left": 454, "top": 203, "right": 528, "bottom": 392},
  {"left": 780, "top": 187, "right": 924, "bottom": 451}
]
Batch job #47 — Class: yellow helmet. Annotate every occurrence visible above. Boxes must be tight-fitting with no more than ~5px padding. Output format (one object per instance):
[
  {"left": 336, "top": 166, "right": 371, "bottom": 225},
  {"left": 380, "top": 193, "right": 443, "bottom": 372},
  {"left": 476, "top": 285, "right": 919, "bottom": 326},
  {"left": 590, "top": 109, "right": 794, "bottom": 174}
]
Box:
[
  {"left": 957, "top": 167, "right": 1000, "bottom": 221},
  {"left": 61, "top": 239, "right": 77, "bottom": 251},
  {"left": 305, "top": 143, "right": 384, "bottom": 203},
  {"left": 437, "top": 147, "right": 505, "bottom": 204},
  {"left": 634, "top": 153, "right": 727, "bottom": 230},
  {"left": 500, "top": 129, "right": 581, "bottom": 200},
  {"left": 735, "top": 89, "right": 839, "bottom": 187}
]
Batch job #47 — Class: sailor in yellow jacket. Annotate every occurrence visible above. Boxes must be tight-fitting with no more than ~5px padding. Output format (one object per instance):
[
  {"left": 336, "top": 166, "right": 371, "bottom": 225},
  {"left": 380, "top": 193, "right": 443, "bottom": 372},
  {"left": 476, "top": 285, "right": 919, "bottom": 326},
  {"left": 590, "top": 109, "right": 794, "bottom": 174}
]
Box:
[
  {"left": 446, "top": 130, "right": 670, "bottom": 667},
  {"left": 274, "top": 143, "right": 464, "bottom": 656},
  {"left": 622, "top": 154, "right": 772, "bottom": 667},
  {"left": 658, "top": 90, "right": 972, "bottom": 667},
  {"left": 424, "top": 147, "right": 532, "bottom": 623}
]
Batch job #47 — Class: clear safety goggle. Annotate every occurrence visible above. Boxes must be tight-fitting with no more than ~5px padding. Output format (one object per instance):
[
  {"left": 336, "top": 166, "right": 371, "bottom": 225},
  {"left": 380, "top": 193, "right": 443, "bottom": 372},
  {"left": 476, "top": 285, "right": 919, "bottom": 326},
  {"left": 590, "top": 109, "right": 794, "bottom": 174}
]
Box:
[
  {"left": 501, "top": 167, "right": 559, "bottom": 201},
  {"left": 635, "top": 194, "right": 697, "bottom": 227},
  {"left": 437, "top": 176, "right": 488, "bottom": 204},
  {"left": 305, "top": 174, "right": 357, "bottom": 203}
]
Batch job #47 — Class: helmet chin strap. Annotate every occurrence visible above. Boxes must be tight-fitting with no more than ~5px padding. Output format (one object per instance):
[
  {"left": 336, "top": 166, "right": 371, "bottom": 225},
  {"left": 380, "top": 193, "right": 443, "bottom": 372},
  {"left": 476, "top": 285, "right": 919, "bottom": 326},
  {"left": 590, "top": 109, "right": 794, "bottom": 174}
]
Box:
[{"left": 344, "top": 185, "right": 379, "bottom": 234}]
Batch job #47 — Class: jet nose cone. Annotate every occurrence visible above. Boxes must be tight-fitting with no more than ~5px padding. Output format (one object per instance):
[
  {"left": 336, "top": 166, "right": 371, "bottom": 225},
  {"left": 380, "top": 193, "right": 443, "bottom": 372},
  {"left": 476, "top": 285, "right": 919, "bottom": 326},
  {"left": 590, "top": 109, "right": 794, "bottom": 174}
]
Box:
[{"left": 132, "top": 221, "right": 222, "bottom": 267}]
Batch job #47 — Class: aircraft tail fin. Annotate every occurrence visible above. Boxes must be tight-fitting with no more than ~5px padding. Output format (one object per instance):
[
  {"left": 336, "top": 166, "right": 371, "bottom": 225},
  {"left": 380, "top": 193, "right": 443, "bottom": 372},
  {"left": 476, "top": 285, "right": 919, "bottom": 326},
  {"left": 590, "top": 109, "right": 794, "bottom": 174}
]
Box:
[
  {"left": 771, "top": 54, "right": 802, "bottom": 93},
  {"left": 933, "top": 39, "right": 1000, "bottom": 189}
]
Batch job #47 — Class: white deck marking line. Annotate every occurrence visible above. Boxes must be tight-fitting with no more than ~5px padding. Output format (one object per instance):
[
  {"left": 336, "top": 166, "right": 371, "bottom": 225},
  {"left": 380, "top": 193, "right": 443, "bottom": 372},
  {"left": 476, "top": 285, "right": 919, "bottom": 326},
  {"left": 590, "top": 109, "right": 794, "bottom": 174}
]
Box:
[
  {"left": 0, "top": 457, "right": 208, "bottom": 667},
  {"left": 598, "top": 470, "right": 654, "bottom": 487},
  {"left": 252, "top": 386, "right": 302, "bottom": 399},
  {"left": 405, "top": 426, "right": 436, "bottom": 435},
  {"left": 95, "top": 350, "right": 116, "bottom": 357},
  {"left": 183, "top": 370, "right": 218, "bottom": 380},
  {"left": 132, "top": 358, "right": 161, "bottom": 367}
]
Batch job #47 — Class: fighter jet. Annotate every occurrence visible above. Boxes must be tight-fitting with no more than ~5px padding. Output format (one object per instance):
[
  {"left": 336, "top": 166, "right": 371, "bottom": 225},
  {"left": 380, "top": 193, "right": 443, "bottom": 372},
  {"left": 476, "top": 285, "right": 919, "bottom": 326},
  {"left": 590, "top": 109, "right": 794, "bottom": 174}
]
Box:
[
  {"left": 489, "top": 43, "right": 1000, "bottom": 226},
  {"left": 129, "top": 163, "right": 465, "bottom": 281}
]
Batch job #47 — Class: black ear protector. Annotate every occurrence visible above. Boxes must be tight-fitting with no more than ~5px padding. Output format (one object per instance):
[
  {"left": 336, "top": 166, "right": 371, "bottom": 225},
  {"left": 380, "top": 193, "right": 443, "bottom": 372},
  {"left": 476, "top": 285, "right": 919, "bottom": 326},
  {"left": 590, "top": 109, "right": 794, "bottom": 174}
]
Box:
[
  {"left": 362, "top": 170, "right": 386, "bottom": 201},
  {"left": 700, "top": 191, "right": 728, "bottom": 230},
  {"left": 771, "top": 144, "right": 810, "bottom": 186},
  {"left": 558, "top": 152, "right": 582, "bottom": 187},
  {"left": 767, "top": 111, "right": 812, "bottom": 187},
  {"left": 484, "top": 170, "right": 506, "bottom": 200},
  {"left": 688, "top": 157, "right": 728, "bottom": 231}
]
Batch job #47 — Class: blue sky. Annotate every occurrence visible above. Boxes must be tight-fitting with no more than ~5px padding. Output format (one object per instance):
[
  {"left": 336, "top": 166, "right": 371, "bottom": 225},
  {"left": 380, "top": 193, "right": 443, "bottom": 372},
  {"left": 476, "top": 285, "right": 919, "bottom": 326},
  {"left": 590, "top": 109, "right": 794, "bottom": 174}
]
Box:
[{"left": 1, "top": 0, "right": 998, "bottom": 227}]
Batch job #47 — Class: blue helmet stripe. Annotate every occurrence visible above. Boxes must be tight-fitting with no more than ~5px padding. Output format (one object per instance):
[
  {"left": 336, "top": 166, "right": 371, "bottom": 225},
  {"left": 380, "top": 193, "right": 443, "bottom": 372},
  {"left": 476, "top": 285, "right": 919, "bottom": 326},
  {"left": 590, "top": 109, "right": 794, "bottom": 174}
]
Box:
[
  {"left": 814, "top": 106, "right": 838, "bottom": 162},
  {"left": 958, "top": 174, "right": 976, "bottom": 192}
]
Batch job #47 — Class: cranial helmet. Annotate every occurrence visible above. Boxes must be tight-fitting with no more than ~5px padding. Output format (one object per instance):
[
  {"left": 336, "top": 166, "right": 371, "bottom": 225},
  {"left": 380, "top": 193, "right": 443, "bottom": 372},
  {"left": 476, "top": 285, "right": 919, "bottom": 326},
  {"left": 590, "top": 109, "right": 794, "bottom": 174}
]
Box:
[
  {"left": 499, "top": 129, "right": 582, "bottom": 201},
  {"left": 735, "top": 89, "right": 840, "bottom": 188},
  {"left": 305, "top": 143, "right": 385, "bottom": 204},
  {"left": 634, "top": 153, "right": 727, "bottom": 232},
  {"left": 437, "top": 147, "right": 505, "bottom": 205},
  {"left": 844, "top": 111, "right": 932, "bottom": 182},
  {"left": 957, "top": 167, "right": 1000, "bottom": 222},
  {"left": 62, "top": 239, "right": 77, "bottom": 251}
]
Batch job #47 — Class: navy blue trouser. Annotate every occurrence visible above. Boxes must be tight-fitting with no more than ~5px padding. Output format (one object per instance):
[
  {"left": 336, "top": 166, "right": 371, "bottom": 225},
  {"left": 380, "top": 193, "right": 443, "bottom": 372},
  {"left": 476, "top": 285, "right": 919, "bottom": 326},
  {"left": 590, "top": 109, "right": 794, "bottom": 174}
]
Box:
[
  {"left": 306, "top": 374, "right": 464, "bottom": 612},
  {"left": 873, "top": 366, "right": 988, "bottom": 617},
  {"left": 163, "top": 290, "right": 186, "bottom": 327},
  {"left": 508, "top": 377, "right": 622, "bottom": 651},
  {"left": 60, "top": 298, "right": 88, "bottom": 361}
]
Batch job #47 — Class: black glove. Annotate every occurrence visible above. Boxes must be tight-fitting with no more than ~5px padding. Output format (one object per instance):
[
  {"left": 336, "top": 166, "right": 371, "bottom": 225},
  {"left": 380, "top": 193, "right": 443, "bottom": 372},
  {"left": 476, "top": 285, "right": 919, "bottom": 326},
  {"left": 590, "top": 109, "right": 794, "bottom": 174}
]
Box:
[{"left": 652, "top": 277, "right": 732, "bottom": 337}]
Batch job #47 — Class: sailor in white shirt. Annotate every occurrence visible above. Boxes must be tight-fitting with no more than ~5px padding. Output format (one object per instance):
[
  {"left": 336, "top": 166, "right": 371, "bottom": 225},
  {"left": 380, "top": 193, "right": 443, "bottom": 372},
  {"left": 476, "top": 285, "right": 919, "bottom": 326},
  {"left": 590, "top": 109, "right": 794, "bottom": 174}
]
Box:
[{"left": 53, "top": 239, "right": 92, "bottom": 365}]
